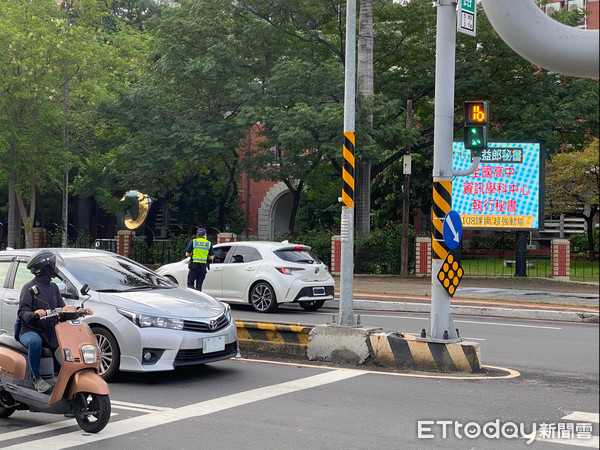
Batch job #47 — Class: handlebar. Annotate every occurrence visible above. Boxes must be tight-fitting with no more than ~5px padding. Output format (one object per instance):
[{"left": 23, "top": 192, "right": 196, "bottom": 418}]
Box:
[{"left": 40, "top": 307, "right": 89, "bottom": 321}]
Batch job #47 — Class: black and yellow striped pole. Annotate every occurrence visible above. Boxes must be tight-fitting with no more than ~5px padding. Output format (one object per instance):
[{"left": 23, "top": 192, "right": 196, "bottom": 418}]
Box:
[
  {"left": 432, "top": 181, "right": 451, "bottom": 261},
  {"left": 342, "top": 132, "right": 355, "bottom": 208},
  {"left": 338, "top": 0, "right": 357, "bottom": 327}
]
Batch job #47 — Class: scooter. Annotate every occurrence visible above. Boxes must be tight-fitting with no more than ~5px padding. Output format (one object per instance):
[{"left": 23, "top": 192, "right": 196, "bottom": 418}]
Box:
[{"left": 0, "top": 284, "right": 110, "bottom": 433}]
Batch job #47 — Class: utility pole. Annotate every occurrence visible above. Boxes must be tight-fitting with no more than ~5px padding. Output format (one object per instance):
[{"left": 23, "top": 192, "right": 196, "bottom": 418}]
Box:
[
  {"left": 338, "top": 0, "right": 357, "bottom": 327},
  {"left": 400, "top": 99, "right": 412, "bottom": 278},
  {"left": 429, "top": 0, "right": 458, "bottom": 340}
]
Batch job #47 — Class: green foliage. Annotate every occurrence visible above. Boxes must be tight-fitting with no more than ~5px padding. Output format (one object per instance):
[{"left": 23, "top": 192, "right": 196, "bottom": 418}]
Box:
[
  {"left": 468, "top": 232, "right": 517, "bottom": 250},
  {"left": 571, "top": 229, "right": 600, "bottom": 254},
  {"left": 356, "top": 223, "right": 416, "bottom": 274},
  {"left": 293, "top": 229, "right": 335, "bottom": 269},
  {"left": 131, "top": 234, "right": 191, "bottom": 265},
  {"left": 1, "top": 0, "right": 597, "bottom": 251}
]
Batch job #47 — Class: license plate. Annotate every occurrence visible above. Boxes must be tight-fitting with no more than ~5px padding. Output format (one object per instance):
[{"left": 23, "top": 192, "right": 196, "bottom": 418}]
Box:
[
  {"left": 203, "top": 336, "right": 225, "bottom": 353},
  {"left": 312, "top": 287, "right": 326, "bottom": 296}
]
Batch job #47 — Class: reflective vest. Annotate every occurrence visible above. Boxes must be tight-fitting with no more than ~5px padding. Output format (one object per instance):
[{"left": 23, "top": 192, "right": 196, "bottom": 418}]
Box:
[{"left": 191, "top": 238, "right": 211, "bottom": 263}]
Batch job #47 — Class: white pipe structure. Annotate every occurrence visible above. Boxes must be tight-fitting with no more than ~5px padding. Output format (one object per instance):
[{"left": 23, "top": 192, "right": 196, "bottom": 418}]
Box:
[{"left": 481, "top": 0, "right": 599, "bottom": 79}]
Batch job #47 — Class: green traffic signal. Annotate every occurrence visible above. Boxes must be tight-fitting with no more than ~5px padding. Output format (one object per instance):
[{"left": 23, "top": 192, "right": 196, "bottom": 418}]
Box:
[{"left": 463, "top": 125, "right": 487, "bottom": 150}]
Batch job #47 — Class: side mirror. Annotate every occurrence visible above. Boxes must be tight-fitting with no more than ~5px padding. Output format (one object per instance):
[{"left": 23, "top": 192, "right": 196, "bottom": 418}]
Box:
[{"left": 80, "top": 284, "right": 90, "bottom": 296}]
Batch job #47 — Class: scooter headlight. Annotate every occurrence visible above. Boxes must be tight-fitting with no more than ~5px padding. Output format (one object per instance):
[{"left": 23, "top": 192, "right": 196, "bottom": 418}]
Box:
[{"left": 81, "top": 345, "right": 98, "bottom": 364}]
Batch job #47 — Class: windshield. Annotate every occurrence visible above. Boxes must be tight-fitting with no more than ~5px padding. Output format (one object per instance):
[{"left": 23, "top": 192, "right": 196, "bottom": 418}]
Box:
[
  {"left": 274, "top": 248, "right": 322, "bottom": 264},
  {"left": 62, "top": 255, "right": 174, "bottom": 292}
]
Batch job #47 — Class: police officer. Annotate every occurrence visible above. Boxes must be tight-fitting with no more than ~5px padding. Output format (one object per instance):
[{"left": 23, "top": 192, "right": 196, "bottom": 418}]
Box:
[{"left": 185, "top": 227, "right": 214, "bottom": 291}]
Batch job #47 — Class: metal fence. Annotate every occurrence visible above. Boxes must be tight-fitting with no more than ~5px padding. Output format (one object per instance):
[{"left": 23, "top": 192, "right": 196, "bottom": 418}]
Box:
[{"left": 1, "top": 236, "right": 598, "bottom": 282}]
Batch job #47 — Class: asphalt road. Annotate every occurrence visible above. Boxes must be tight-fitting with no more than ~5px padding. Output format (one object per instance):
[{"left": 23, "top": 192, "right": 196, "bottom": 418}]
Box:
[{"left": 2, "top": 309, "right": 598, "bottom": 449}]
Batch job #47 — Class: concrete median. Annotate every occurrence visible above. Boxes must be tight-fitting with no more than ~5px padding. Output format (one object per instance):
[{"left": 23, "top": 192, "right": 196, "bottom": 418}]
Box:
[
  {"left": 236, "top": 321, "right": 481, "bottom": 373},
  {"left": 235, "top": 320, "right": 313, "bottom": 358}
]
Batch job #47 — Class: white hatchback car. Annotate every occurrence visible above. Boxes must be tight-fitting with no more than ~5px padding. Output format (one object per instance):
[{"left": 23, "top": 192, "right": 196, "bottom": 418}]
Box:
[{"left": 156, "top": 241, "right": 335, "bottom": 313}]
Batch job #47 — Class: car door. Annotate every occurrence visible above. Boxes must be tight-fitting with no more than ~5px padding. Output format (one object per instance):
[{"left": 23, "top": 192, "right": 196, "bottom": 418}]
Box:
[
  {"left": 202, "top": 245, "right": 232, "bottom": 299},
  {"left": 0, "top": 259, "right": 15, "bottom": 331},
  {"left": 220, "top": 245, "right": 262, "bottom": 301},
  {"left": 0, "top": 258, "right": 31, "bottom": 332}
]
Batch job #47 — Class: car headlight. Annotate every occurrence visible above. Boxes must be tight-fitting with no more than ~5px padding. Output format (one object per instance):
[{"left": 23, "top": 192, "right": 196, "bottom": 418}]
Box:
[
  {"left": 118, "top": 308, "right": 184, "bottom": 330},
  {"left": 224, "top": 303, "right": 232, "bottom": 323},
  {"left": 81, "top": 344, "right": 98, "bottom": 364}
]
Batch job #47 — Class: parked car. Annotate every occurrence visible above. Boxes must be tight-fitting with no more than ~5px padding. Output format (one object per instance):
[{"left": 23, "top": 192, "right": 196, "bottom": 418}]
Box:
[
  {"left": 156, "top": 241, "right": 335, "bottom": 313},
  {"left": 0, "top": 248, "right": 238, "bottom": 381}
]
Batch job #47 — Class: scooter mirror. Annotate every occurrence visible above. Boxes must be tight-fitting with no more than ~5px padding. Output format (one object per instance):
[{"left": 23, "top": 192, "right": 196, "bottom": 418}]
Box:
[{"left": 80, "top": 284, "right": 90, "bottom": 296}]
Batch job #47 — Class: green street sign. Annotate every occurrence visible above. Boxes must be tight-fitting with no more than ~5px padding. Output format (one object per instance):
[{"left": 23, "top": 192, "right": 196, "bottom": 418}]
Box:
[
  {"left": 458, "top": 0, "right": 477, "bottom": 37},
  {"left": 461, "top": 0, "right": 475, "bottom": 13}
]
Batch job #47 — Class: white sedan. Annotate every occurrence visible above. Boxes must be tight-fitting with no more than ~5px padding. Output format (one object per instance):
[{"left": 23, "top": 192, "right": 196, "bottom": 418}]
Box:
[
  {"left": 156, "top": 241, "right": 335, "bottom": 313},
  {"left": 0, "top": 248, "right": 238, "bottom": 381}
]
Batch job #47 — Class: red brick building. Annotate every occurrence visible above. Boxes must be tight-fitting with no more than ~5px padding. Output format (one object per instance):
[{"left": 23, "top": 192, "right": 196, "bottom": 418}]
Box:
[{"left": 543, "top": 0, "right": 599, "bottom": 29}]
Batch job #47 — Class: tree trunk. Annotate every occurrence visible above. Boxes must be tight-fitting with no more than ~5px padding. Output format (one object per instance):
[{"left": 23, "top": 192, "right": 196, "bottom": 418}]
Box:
[
  {"left": 585, "top": 207, "right": 597, "bottom": 261},
  {"left": 62, "top": 65, "right": 69, "bottom": 248},
  {"left": 283, "top": 179, "right": 302, "bottom": 240},
  {"left": 7, "top": 181, "right": 21, "bottom": 249},
  {"left": 14, "top": 182, "right": 36, "bottom": 248}
]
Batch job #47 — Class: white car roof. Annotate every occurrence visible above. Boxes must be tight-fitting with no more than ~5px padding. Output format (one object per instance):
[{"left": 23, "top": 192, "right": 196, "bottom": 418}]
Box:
[{"left": 215, "top": 241, "right": 310, "bottom": 251}]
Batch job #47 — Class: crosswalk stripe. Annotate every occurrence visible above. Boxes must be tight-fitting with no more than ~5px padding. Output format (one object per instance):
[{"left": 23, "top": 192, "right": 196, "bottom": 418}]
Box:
[
  {"left": 534, "top": 411, "right": 599, "bottom": 448},
  {"left": 2, "top": 369, "right": 365, "bottom": 449},
  {"left": 0, "top": 413, "right": 119, "bottom": 443},
  {"left": 562, "top": 412, "right": 600, "bottom": 423},
  {"left": 541, "top": 436, "right": 599, "bottom": 448}
]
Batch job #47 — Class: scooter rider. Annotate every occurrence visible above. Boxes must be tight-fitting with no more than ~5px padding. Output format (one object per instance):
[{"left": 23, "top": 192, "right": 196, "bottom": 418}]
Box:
[{"left": 17, "top": 250, "right": 91, "bottom": 393}]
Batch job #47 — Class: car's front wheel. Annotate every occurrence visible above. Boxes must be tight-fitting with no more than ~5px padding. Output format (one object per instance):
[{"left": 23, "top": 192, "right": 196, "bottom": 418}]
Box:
[
  {"left": 250, "top": 282, "right": 278, "bottom": 313},
  {"left": 299, "top": 300, "right": 325, "bottom": 311},
  {"left": 92, "top": 326, "right": 120, "bottom": 381}
]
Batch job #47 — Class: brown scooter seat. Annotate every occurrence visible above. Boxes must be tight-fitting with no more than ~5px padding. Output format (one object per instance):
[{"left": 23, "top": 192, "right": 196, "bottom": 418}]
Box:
[{"left": 0, "top": 333, "right": 53, "bottom": 357}]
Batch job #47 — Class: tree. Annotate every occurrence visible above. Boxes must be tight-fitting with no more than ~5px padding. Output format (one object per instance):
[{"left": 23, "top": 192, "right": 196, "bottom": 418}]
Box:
[
  {"left": 0, "top": 0, "right": 140, "bottom": 247},
  {"left": 546, "top": 141, "right": 599, "bottom": 260}
]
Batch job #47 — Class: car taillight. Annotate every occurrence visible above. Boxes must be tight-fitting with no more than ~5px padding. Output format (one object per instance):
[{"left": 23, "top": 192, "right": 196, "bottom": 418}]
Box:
[{"left": 276, "top": 267, "right": 306, "bottom": 275}]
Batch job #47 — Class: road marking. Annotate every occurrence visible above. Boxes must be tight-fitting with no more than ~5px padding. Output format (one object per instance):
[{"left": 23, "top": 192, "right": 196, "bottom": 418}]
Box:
[
  {"left": 404, "top": 331, "right": 485, "bottom": 341},
  {"left": 563, "top": 412, "right": 600, "bottom": 423},
  {"left": 0, "top": 401, "right": 168, "bottom": 442},
  {"left": 315, "top": 311, "right": 563, "bottom": 329},
  {"left": 111, "top": 400, "right": 172, "bottom": 413},
  {"left": 239, "top": 358, "right": 520, "bottom": 381},
  {"left": 2, "top": 369, "right": 365, "bottom": 449},
  {"left": 454, "top": 319, "right": 561, "bottom": 330},
  {"left": 541, "top": 436, "right": 599, "bottom": 448},
  {"left": 534, "top": 411, "right": 599, "bottom": 448},
  {"left": 0, "top": 414, "right": 118, "bottom": 443}
]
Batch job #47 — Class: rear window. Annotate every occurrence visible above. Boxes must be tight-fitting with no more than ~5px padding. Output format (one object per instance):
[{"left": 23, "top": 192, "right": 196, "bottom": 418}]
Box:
[{"left": 274, "top": 248, "right": 322, "bottom": 264}]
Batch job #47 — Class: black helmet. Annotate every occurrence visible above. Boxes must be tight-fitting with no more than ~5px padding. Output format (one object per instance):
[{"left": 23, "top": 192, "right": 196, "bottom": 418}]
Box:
[{"left": 27, "top": 250, "right": 57, "bottom": 276}]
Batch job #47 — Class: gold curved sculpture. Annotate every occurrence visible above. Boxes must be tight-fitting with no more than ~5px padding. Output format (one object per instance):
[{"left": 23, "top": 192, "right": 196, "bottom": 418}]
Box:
[{"left": 120, "top": 190, "right": 151, "bottom": 230}]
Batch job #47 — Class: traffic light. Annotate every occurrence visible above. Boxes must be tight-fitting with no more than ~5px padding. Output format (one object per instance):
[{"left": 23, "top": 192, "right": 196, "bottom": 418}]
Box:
[{"left": 463, "top": 101, "right": 489, "bottom": 154}]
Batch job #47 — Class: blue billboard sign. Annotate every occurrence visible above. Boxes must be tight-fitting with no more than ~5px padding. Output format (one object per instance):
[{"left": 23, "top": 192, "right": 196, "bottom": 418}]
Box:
[{"left": 452, "top": 141, "right": 545, "bottom": 230}]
